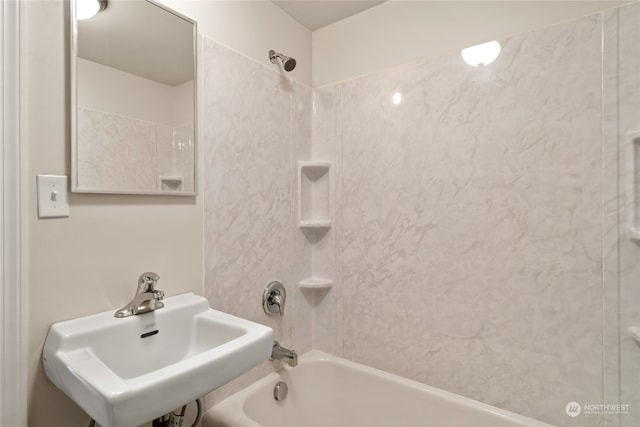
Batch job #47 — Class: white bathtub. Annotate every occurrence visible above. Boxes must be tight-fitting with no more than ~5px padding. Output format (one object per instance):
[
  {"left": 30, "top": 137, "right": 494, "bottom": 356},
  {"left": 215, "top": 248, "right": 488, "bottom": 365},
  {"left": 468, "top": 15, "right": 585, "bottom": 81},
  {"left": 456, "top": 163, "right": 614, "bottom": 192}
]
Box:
[{"left": 203, "top": 351, "right": 553, "bottom": 427}]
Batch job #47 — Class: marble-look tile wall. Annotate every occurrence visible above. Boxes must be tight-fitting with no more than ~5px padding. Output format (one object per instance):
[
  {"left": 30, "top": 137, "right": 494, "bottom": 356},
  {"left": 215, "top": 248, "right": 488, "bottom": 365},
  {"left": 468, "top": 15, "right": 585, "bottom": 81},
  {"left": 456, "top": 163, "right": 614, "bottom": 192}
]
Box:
[
  {"left": 602, "top": 8, "right": 622, "bottom": 427},
  {"left": 77, "top": 108, "right": 157, "bottom": 191},
  {"left": 77, "top": 107, "right": 193, "bottom": 192},
  {"left": 608, "top": 3, "right": 640, "bottom": 427},
  {"left": 201, "top": 6, "right": 640, "bottom": 426},
  {"left": 202, "top": 37, "right": 312, "bottom": 404},
  {"left": 315, "top": 14, "right": 605, "bottom": 427}
]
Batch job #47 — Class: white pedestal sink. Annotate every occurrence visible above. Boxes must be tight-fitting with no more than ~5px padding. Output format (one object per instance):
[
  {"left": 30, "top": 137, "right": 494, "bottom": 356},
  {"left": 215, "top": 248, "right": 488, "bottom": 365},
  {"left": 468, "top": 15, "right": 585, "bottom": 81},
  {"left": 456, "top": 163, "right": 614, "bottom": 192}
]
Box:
[{"left": 43, "top": 292, "right": 273, "bottom": 427}]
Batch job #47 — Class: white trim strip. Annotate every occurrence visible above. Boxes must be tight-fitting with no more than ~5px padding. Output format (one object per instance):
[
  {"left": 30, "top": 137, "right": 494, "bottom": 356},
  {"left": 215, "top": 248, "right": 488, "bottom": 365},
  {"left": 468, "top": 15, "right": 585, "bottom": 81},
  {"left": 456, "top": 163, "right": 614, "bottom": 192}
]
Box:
[{"left": 1, "top": 0, "right": 25, "bottom": 425}]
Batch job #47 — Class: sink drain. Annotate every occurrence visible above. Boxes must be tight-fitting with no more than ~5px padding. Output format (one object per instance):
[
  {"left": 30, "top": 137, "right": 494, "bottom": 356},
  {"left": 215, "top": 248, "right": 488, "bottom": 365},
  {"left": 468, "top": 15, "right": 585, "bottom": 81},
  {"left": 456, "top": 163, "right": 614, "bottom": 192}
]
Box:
[{"left": 273, "top": 381, "right": 288, "bottom": 401}]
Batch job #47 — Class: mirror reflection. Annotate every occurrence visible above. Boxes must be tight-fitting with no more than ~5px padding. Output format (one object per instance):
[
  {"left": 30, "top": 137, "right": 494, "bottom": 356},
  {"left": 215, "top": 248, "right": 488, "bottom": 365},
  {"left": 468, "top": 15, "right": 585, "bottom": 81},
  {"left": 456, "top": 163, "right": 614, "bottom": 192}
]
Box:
[{"left": 72, "top": 0, "right": 196, "bottom": 195}]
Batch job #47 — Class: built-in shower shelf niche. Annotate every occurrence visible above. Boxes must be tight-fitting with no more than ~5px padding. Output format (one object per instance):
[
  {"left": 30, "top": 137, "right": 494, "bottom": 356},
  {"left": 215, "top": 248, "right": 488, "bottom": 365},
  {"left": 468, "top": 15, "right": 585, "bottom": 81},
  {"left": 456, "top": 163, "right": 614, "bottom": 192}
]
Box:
[
  {"left": 298, "top": 161, "right": 332, "bottom": 230},
  {"left": 298, "top": 277, "right": 333, "bottom": 290}
]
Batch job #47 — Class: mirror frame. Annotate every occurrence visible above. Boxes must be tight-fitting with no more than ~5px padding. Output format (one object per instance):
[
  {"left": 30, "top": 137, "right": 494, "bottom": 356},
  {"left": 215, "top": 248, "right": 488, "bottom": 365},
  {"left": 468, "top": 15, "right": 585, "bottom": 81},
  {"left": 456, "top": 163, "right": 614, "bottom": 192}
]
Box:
[{"left": 70, "top": 0, "right": 198, "bottom": 196}]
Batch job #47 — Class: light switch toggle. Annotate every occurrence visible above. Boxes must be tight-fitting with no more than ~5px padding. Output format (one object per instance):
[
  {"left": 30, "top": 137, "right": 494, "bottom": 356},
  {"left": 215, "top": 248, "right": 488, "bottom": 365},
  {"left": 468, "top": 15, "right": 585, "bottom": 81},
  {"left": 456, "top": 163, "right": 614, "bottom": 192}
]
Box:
[{"left": 37, "top": 175, "right": 70, "bottom": 218}]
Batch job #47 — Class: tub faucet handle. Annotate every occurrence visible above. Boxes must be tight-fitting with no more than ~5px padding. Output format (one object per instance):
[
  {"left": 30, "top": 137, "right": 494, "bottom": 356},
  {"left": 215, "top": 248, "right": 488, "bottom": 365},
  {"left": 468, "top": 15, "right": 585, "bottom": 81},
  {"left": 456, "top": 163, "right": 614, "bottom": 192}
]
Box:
[
  {"left": 263, "top": 281, "right": 286, "bottom": 317},
  {"left": 271, "top": 293, "right": 283, "bottom": 316}
]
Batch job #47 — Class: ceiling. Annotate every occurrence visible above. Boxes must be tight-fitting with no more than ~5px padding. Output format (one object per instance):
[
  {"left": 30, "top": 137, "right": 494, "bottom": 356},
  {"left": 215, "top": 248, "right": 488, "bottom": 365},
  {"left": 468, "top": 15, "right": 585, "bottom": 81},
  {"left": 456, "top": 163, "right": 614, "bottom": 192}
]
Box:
[{"left": 272, "top": 1, "right": 386, "bottom": 31}]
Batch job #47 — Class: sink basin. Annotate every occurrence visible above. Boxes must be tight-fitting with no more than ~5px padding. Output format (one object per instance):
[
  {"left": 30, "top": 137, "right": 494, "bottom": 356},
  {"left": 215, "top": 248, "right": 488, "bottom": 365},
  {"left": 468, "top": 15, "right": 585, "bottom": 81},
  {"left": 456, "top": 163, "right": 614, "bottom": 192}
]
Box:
[{"left": 43, "top": 292, "right": 273, "bottom": 427}]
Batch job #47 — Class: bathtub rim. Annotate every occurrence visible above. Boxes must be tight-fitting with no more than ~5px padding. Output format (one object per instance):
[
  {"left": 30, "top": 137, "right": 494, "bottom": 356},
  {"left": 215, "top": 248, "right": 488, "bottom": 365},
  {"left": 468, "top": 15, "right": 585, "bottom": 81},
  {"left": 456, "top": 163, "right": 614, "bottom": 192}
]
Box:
[{"left": 203, "top": 350, "right": 554, "bottom": 427}]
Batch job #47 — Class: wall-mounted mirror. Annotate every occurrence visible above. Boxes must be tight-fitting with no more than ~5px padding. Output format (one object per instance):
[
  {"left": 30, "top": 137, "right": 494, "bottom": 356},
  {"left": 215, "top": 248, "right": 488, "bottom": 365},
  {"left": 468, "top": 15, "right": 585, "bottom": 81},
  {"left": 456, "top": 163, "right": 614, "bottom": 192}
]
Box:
[{"left": 71, "top": 0, "right": 197, "bottom": 195}]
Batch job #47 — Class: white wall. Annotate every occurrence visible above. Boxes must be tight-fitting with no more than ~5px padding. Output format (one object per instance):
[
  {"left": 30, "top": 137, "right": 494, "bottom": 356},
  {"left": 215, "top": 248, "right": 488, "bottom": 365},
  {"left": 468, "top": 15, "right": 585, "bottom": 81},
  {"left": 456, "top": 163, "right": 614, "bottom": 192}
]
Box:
[
  {"left": 22, "top": 1, "right": 310, "bottom": 426},
  {"left": 312, "top": 0, "right": 628, "bottom": 86},
  {"left": 172, "top": 80, "right": 195, "bottom": 127},
  {"left": 23, "top": 1, "right": 203, "bottom": 424},
  {"left": 161, "top": 0, "right": 312, "bottom": 86},
  {"left": 78, "top": 58, "right": 186, "bottom": 126}
]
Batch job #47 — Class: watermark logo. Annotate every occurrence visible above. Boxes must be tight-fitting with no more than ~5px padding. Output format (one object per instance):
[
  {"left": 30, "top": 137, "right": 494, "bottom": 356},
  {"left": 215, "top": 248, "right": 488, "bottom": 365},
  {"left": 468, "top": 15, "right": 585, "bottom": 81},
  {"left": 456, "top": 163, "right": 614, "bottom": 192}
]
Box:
[
  {"left": 566, "top": 402, "right": 581, "bottom": 417},
  {"left": 566, "top": 401, "right": 630, "bottom": 417}
]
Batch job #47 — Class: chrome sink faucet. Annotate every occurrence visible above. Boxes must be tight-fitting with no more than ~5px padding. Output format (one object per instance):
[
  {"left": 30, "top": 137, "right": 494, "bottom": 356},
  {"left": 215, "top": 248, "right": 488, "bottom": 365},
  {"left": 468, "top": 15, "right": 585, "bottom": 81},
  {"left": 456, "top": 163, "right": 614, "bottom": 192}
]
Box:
[
  {"left": 270, "top": 341, "right": 297, "bottom": 367},
  {"left": 114, "top": 272, "right": 165, "bottom": 318}
]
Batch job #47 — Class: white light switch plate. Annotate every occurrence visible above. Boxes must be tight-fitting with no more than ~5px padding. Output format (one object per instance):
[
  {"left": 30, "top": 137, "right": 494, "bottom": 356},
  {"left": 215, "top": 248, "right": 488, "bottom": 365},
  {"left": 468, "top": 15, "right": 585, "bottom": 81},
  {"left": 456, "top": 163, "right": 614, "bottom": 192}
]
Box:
[{"left": 37, "top": 175, "right": 70, "bottom": 218}]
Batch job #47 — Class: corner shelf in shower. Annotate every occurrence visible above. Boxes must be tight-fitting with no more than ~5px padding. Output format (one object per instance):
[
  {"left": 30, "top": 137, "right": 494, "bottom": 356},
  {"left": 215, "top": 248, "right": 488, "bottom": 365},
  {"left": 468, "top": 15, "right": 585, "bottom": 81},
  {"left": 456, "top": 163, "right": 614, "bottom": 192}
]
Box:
[
  {"left": 298, "top": 161, "right": 332, "bottom": 230},
  {"left": 298, "top": 277, "right": 334, "bottom": 290},
  {"left": 299, "top": 221, "right": 332, "bottom": 230}
]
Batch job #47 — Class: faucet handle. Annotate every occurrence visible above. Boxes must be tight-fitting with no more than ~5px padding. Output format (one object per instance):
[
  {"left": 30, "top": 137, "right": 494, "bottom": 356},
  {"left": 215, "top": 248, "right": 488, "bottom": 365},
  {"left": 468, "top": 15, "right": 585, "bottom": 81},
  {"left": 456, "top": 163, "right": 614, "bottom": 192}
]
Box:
[
  {"left": 263, "top": 281, "right": 286, "bottom": 317},
  {"left": 138, "top": 272, "right": 160, "bottom": 291},
  {"left": 269, "top": 293, "right": 283, "bottom": 316}
]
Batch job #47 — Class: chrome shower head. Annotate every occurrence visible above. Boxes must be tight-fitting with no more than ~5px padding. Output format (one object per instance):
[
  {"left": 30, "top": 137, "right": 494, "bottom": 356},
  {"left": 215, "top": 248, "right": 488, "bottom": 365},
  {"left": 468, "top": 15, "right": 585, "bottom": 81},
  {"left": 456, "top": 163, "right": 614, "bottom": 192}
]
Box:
[{"left": 269, "top": 50, "right": 297, "bottom": 72}]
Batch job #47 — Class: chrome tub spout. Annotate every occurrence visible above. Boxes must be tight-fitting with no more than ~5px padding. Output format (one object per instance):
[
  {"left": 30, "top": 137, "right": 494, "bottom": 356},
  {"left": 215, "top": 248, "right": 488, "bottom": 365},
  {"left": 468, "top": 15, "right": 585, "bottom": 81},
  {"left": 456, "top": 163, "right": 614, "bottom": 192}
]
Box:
[{"left": 270, "top": 341, "right": 297, "bottom": 367}]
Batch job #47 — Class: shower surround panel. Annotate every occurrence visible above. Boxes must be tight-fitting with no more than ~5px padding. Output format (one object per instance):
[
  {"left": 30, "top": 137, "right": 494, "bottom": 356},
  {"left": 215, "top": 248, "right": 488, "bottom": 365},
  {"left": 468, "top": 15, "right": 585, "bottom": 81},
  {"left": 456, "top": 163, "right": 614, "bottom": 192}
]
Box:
[
  {"left": 202, "top": 39, "right": 312, "bottom": 402},
  {"left": 322, "top": 14, "right": 604, "bottom": 427},
  {"left": 202, "top": 12, "right": 616, "bottom": 427},
  {"left": 609, "top": 4, "right": 640, "bottom": 426}
]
